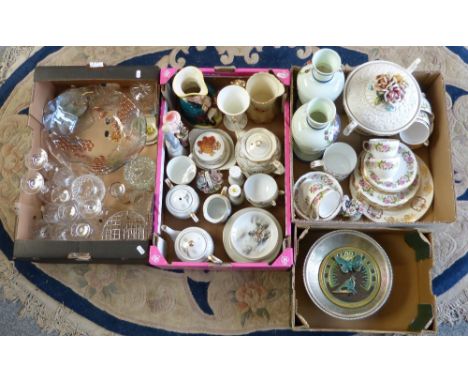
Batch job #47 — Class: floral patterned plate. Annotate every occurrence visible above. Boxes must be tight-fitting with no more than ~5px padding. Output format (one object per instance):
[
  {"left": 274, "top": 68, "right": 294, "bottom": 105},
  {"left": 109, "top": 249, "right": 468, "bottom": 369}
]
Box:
[
  {"left": 223, "top": 208, "right": 283, "bottom": 263},
  {"left": 350, "top": 157, "right": 434, "bottom": 224},
  {"left": 293, "top": 171, "right": 343, "bottom": 221},
  {"left": 352, "top": 154, "right": 420, "bottom": 208},
  {"left": 189, "top": 128, "right": 235, "bottom": 170},
  {"left": 362, "top": 143, "right": 418, "bottom": 193}
]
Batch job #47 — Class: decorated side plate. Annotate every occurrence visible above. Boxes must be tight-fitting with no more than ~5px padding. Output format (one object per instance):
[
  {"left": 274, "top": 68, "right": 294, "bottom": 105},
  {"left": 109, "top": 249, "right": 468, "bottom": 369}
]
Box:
[
  {"left": 189, "top": 128, "right": 235, "bottom": 170},
  {"left": 303, "top": 230, "right": 393, "bottom": 320},
  {"left": 351, "top": 157, "right": 434, "bottom": 224},
  {"left": 223, "top": 208, "right": 283, "bottom": 263},
  {"left": 293, "top": 171, "right": 343, "bottom": 220},
  {"left": 362, "top": 143, "right": 418, "bottom": 193},
  {"left": 352, "top": 154, "right": 420, "bottom": 209}
]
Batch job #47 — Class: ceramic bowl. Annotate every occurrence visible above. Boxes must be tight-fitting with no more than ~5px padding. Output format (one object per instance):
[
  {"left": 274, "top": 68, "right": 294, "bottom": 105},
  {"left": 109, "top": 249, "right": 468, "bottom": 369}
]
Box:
[{"left": 303, "top": 230, "right": 393, "bottom": 320}]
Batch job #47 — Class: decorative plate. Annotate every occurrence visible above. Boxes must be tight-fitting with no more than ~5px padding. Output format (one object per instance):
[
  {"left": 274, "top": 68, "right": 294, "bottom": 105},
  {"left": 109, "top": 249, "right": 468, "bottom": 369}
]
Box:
[
  {"left": 293, "top": 171, "right": 343, "bottom": 221},
  {"left": 189, "top": 128, "right": 235, "bottom": 170},
  {"left": 362, "top": 143, "right": 418, "bottom": 193},
  {"left": 303, "top": 230, "right": 393, "bottom": 320},
  {"left": 223, "top": 208, "right": 283, "bottom": 263},
  {"left": 352, "top": 154, "right": 420, "bottom": 208},
  {"left": 350, "top": 157, "right": 434, "bottom": 224}
]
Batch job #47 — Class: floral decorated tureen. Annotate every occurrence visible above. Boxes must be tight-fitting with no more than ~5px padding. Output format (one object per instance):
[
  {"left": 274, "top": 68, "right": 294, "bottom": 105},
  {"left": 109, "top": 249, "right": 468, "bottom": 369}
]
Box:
[{"left": 343, "top": 59, "right": 422, "bottom": 136}]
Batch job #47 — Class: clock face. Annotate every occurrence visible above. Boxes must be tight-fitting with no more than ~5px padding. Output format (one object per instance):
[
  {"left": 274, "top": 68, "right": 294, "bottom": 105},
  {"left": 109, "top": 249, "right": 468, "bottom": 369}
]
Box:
[{"left": 319, "top": 247, "right": 381, "bottom": 309}]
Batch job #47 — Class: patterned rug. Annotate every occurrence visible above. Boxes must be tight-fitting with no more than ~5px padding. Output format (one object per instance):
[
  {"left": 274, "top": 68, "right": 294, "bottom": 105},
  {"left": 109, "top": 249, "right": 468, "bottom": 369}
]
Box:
[{"left": 0, "top": 47, "right": 467, "bottom": 335}]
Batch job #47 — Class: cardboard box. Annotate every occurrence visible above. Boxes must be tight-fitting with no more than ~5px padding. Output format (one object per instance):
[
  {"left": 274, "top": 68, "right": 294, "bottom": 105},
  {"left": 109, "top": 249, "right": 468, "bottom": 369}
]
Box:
[
  {"left": 149, "top": 67, "right": 293, "bottom": 269},
  {"left": 292, "top": 226, "right": 436, "bottom": 334},
  {"left": 290, "top": 67, "right": 457, "bottom": 229},
  {"left": 13, "top": 65, "right": 160, "bottom": 262}
]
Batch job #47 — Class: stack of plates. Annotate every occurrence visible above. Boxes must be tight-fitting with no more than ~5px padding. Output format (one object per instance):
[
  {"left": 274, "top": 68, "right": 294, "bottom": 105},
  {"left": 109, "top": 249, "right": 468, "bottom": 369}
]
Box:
[
  {"left": 223, "top": 208, "right": 283, "bottom": 263},
  {"left": 350, "top": 143, "right": 434, "bottom": 223}
]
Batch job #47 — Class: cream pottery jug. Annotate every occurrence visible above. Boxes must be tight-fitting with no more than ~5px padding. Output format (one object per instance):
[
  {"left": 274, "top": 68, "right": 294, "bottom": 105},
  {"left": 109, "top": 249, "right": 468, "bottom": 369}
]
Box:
[
  {"left": 161, "top": 225, "right": 222, "bottom": 264},
  {"left": 292, "top": 98, "right": 341, "bottom": 161},
  {"left": 235, "top": 128, "right": 284, "bottom": 176},
  {"left": 343, "top": 59, "right": 422, "bottom": 136},
  {"left": 297, "top": 48, "right": 345, "bottom": 103},
  {"left": 246, "top": 72, "right": 285, "bottom": 123},
  {"left": 172, "top": 66, "right": 208, "bottom": 98}
]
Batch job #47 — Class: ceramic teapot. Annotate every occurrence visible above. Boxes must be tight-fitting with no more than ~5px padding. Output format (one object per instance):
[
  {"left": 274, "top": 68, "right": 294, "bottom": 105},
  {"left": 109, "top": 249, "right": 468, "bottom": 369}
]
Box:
[
  {"left": 164, "top": 179, "right": 199, "bottom": 222},
  {"left": 291, "top": 97, "right": 341, "bottom": 161},
  {"left": 235, "top": 128, "right": 284, "bottom": 176},
  {"left": 161, "top": 225, "right": 222, "bottom": 264},
  {"left": 172, "top": 66, "right": 222, "bottom": 127},
  {"left": 342, "top": 58, "right": 422, "bottom": 136}
]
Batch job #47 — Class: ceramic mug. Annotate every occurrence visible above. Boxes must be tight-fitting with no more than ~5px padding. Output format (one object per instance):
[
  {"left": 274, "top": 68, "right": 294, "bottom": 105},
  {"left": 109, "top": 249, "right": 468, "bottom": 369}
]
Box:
[
  {"left": 399, "top": 111, "right": 431, "bottom": 149},
  {"left": 362, "top": 139, "right": 400, "bottom": 159},
  {"left": 366, "top": 156, "right": 401, "bottom": 181},
  {"left": 166, "top": 155, "right": 197, "bottom": 185},
  {"left": 310, "top": 142, "right": 357, "bottom": 181},
  {"left": 203, "top": 186, "right": 232, "bottom": 224},
  {"left": 243, "top": 173, "right": 284, "bottom": 208}
]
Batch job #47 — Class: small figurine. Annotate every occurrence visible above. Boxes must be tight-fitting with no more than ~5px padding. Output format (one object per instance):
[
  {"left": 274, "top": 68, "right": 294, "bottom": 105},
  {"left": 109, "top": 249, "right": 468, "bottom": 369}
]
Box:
[
  {"left": 196, "top": 170, "right": 224, "bottom": 194},
  {"left": 341, "top": 195, "right": 365, "bottom": 221}
]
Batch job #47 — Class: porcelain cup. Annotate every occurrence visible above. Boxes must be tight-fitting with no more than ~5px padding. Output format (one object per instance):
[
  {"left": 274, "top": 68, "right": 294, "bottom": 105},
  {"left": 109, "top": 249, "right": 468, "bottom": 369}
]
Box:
[
  {"left": 166, "top": 155, "right": 197, "bottom": 185},
  {"left": 366, "top": 156, "right": 401, "bottom": 181},
  {"left": 310, "top": 142, "right": 357, "bottom": 181},
  {"left": 243, "top": 173, "right": 283, "bottom": 208},
  {"left": 362, "top": 139, "right": 400, "bottom": 159},
  {"left": 399, "top": 111, "right": 431, "bottom": 149},
  {"left": 203, "top": 186, "right": 232, "bottom": 224},
  {"left": 298, "top": 181, "right": 341, "bottom": 220}
]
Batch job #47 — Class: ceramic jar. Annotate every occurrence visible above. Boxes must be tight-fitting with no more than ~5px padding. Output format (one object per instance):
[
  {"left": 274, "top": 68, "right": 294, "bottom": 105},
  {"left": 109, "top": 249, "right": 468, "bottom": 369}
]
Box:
[
  {"left": 161, "top": 225, "right": 222, "bottom": 264},
  {"left": 343, "top": 59, "right": 422, "bottom": 136},
  {"left": 292, "top": 98, "right": 341, "bottom": 161},
  {"left": 297, "top": 48, "right": 345, "bottom": 103},
  {"left": 235, "top": 128, "right": 284, "bottom": 176}
]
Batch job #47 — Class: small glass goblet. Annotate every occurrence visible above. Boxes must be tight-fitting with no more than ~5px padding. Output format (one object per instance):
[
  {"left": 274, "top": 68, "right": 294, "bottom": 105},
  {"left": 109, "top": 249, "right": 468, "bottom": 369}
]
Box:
[
  {"left": 25, "top": 147, "right": 57, "bottom": 176},
  {"left": 77, "top": 197, "right": 103, "bottom": 219}
]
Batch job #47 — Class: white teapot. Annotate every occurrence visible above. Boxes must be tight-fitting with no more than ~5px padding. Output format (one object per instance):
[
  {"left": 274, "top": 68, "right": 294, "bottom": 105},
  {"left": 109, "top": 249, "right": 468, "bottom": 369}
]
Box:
[{"left": 161, "top": 225, "right": 222, "bottom": 264}]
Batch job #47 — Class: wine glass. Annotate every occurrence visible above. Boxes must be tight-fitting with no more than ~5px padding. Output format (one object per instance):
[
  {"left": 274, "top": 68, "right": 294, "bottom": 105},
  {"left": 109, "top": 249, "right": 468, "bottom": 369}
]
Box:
[
  {"left": 42, "top": 201, "right": 80, "bottom": 224},
  {"left": 25, "top": 148, "right": 57, "bottom": 176},
  {"left": 77, "top": 197, "right": 103, "bottom": 219},
  {"left": 20, "top": 170, "right": 50, "bottom": 199},
  {"left": 109, "top": 182, "right": 131, "bottom": 203},
  {"left": 52, "top": 166, "right": 75, "bottom": 188}
]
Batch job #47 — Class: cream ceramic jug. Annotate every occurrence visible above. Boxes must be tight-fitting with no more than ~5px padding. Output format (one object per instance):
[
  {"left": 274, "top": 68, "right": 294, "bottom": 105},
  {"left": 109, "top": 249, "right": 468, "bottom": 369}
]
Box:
[{"left": 246, "top": 72, "right": 285, "bottom": 123}]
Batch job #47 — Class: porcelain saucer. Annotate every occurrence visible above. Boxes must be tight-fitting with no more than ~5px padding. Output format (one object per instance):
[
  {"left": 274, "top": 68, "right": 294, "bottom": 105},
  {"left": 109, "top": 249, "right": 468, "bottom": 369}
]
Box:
[
  {"left": 352, "top": 154, "right": 420, "bottom": 209},
  {"left": 362, "top": 143, "right": 418, "bottom": 193},
  {"left": 223, "top": 207, "right": 283, "bottom": 263},
  {"left": 351, "top": 157, "right": 434, "bottom": 224}
]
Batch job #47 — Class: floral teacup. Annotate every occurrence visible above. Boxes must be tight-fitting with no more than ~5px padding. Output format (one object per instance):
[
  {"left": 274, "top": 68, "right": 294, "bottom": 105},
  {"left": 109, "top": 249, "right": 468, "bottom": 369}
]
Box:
[
  {"left": 362, "top": 139, "right": 400, "bottom": 159},
  {"left": 366, "top": 156, "right": 401, "bottom": 181}
]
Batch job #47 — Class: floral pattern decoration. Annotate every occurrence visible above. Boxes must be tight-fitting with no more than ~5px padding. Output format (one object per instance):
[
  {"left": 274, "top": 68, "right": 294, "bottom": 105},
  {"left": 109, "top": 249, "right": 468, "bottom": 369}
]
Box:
[
  {"left": 229, "top": 281, "right": 279, "bottom": 326},
  {"left": 196, "top": 135, "right": 221, "bottom": 156},
  {"left": 371, "top": 73, "right": 408, "bottom": 111}
]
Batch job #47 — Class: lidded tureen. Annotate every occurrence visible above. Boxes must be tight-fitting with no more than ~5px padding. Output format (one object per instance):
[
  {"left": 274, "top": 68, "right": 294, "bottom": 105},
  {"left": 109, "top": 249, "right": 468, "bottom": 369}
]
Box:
[
  {"left": 235, "top": 128, "right": 284, "bottom": 176},
  {"left": 343, "top": 59, "right": 422, "bottom": 136}
]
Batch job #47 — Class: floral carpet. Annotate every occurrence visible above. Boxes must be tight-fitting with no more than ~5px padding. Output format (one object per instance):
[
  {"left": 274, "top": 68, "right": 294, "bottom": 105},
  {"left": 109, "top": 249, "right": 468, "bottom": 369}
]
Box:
[{"left": 0, "top": 47, "right": 467, "bottom": 335}]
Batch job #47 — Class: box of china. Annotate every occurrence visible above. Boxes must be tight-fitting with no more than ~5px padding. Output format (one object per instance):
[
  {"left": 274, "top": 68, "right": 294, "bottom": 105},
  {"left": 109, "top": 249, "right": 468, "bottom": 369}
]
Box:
[
  {"left": 149, "top": 67, "right": 294, "bottom": 270},
  {"left": 292, "top": 225, "right": 436, "bottom": 334},
  {"left": 290, "top": 61, "right": 457, "bottom": 229},
  {"left": 13, "top": 65, "right": 160, "bottom": 262}
]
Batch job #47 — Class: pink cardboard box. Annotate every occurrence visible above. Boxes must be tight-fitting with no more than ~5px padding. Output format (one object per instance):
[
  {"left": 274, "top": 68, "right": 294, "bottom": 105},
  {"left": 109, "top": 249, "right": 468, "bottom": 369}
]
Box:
[{"left": 149, "top": 67, "right": 293, "bottom": 270}]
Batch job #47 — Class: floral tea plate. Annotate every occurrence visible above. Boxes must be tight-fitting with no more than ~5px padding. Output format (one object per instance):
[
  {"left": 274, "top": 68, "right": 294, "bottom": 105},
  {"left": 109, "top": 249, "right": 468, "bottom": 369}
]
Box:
[
  {"left": 351, "top": 157, "right": 434, "bottom": 224},
  {"left": 223, "top": 208, "right": 283, "bottom": 263},
  {"left": 189, "top": 128, "right": 235, "bottom": 170},
  {"left": 362, "top": 143, "right": 418, "bottom": 193},
  {"left": 352, "top": 154, "right": 420, "bottom": 208}
]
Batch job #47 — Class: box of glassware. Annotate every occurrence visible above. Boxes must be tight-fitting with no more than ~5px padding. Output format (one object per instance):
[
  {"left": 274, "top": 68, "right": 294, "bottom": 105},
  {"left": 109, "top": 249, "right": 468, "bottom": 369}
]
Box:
[
  {"left": 13, "top": 65, "right": 160, "bottom": 262},
  {"left": 149, "top": 66, "right": 293, "bottom": 269},
  {"left": 292, "top": 225, "right": 436, "bottom": 334},
  {"left": 290, "top": 52, "right": 456, "bottom": 229}
]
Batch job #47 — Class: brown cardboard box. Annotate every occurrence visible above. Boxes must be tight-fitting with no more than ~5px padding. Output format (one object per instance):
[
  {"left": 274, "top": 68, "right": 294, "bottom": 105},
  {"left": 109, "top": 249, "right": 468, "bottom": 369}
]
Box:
[
  {"left": 13, "top": 65, "right": 160, "bottom": 262},
  {"left": 290, "top": 67, "right": 457, "bottom": 229},
  {"left": 292, "top": 226, "right": 436, "bottom": 334}
]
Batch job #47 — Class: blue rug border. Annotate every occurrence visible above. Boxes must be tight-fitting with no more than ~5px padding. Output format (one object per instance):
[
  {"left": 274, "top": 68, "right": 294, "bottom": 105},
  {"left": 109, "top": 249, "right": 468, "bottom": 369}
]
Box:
[{"left": 0, "top": 46, "right": 466, "bottom": 335}]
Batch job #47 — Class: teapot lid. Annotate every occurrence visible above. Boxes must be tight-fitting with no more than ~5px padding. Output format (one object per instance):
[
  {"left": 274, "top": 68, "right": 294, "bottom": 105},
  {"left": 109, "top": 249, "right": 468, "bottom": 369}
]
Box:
[
  {"left": 175, "top": 227, "right": 213, "bottom": 261},
  {"left": 344, "top": 60, "right": 421, "bottom": 134},
  {"left": 166, "top": 185, "right": 199, "bottom": 215},
  {"left": 243, "top": 128, "right": 277, "bottom": 161}
]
